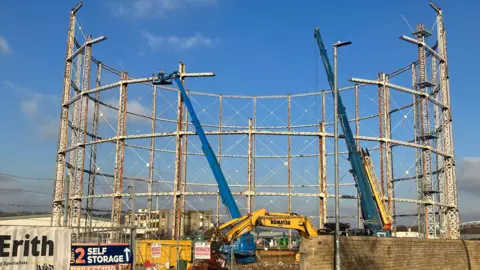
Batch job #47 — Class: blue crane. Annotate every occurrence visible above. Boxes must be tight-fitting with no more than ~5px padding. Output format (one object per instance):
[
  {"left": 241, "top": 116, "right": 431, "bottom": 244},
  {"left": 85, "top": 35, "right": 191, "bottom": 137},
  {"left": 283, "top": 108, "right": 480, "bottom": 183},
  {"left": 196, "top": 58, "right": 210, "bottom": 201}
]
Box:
[
  {"left": 152, "top": 71, "right": 257, "bottom": 264},
  {"left": 314, "top": 28, "right": 392, "bottom": 236}
]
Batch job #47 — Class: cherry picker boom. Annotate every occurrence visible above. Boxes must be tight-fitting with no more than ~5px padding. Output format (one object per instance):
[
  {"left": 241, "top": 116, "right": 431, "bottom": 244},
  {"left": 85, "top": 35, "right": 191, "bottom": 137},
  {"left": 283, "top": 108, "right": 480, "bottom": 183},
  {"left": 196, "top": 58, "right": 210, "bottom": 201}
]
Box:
[
  {"left": 152, "top": 70, "right": 257, "bottom": 264},
  {"left": 314, "top": 28, "right": 393, "bottom": 236}
]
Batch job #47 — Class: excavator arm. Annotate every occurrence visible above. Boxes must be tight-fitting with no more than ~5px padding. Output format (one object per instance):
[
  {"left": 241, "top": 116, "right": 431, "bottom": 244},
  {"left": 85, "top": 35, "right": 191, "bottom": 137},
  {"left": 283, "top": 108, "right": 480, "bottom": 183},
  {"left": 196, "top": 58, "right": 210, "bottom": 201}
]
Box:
[
  {"left": 258, "top": 212, "right": 319, "bottom": 239},
  {"left": 212, "top": 209, "right": 319, "bottom": 243}
]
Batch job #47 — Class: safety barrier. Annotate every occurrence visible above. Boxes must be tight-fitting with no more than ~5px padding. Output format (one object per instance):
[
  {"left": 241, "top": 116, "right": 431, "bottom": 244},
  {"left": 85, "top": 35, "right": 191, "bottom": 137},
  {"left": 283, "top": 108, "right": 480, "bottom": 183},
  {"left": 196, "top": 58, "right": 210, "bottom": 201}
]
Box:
[
  {"left": 135, "top": 240, "right": 192, "bottom": 268},
  {"left": 0, "top": 225, "right": 134, "bottom": 269}
]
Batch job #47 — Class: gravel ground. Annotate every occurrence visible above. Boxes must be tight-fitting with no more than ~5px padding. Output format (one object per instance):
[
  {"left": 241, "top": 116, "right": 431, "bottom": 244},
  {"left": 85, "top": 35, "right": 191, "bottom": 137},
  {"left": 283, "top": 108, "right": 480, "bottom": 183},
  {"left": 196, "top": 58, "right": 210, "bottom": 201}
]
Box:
[
  {"left": 236, "top": 261, "right": 300, "bottom": 270},
  {"left": 135, "top": 261, "right": 300, "bottom": 270}
]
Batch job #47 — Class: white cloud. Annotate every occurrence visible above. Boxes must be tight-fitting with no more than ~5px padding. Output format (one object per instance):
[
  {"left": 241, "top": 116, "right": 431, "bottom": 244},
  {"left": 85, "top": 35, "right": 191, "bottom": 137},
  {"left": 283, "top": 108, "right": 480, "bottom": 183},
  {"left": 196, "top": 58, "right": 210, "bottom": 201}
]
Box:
[
  {"left": 127, "top": 99, "right": 150, "bottom": 117},
  {"left": 38, "top": 115, "right": 60, "bottom": 140},
  {"left": 143, "top": 31, "right": 220, "bottom": 51},
  {"left": 0, "top": 174, "right": 53, "bottom": 211},
  {"left": 106, "top": 0, "right": 217, "bottom": 19},
  {"left": 456, "top": 157, "right": 480, "bottom": 222},
  {"left": 89, "top": 97, "right": 151, "bottom": 125},
  {"left": 20, "top": 98, "right": 39, "bottom": 119},
  {"left": 458, "top": 157, "right": 480, "bottom": 195},
  {"left": 0, "top": 36, "right": 11, "bottom": 54},
  {"left": 5, "top": 81, "right": 152, "bottom": 140},
  {"left": 5, "top": 81, "right": 60, "bottom": 140}
]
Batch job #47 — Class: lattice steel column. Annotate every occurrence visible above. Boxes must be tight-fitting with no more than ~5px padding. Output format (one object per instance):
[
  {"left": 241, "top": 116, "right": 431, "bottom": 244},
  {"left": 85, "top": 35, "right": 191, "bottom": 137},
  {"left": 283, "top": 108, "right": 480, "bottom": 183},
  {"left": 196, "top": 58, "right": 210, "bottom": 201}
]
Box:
[
  {"left": 147, "top": 85, "right": 157, "bottom": 239},
  {"left": 71, "top": 34, "right": 92, "bottom": 228},
  {"left": 86, "top": 61, "right": 102, "bottom": 230},
  {"left": 432, "top": 2, "right": 460, "bottom": 239},
  {"left": 253, "top": 97, "right": 257, "bottom": 211},
  {"left": 67, "top": 47, "right": 84, "bottom": 227},
  {"left": 384, "top": 75, "right": 394, "bottom": 222},
  {"left": 248, "top": 118, "right": 253, "bottom": 213},
  {"left": 318, "top": 122, "right": 327, "bottom": 229},
  {"left": 52, "top": 1, "right": 82, "bottom": 227},
  {"left": 416, "top": 24, "right": 435, "bottom": 239},
  {"left": 181, "top": 88, "right": 189, "bottom": 238},
  {"left": 172, "top": 78, "right": 184, "bottom": 240},
  {"left": 287, "top": 95, "right": 292, "bottom": 244},
  {"left": 354, "top": 85, "right": 362, "bottom": 228},
  {"left": 216, "top": 95, "right": 223, "bottom": 225},
  {"left": 378, "top": 73, "right": 386, "bottom": 196},
  {"left": 179, "top": 62, "right": 187, "bottom": 238},
  {"left": 388, "top": 109, "right": 396, "bottom": 230},
  {"left": 111, "top": 72, "right": 128, "bottom": 227},
  {"left": 432, "top": 48, "right": 445, "bottom": 238},
  {"left": 413, "top": 62, "right": 423, "bottom": 237},
  {"left": 378, "top": 72, "right": 393, "bottom": 219}
]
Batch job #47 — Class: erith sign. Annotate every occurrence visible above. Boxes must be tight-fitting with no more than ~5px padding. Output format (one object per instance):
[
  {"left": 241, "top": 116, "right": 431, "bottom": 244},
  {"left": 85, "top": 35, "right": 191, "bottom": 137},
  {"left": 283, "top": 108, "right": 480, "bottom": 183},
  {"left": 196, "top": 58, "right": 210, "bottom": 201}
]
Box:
[
  {"left": 71, "top": 243, "right": 131, "bottom": 268},
  {"left": 0, "top": 226, "right": 71, "bottom": 269}
]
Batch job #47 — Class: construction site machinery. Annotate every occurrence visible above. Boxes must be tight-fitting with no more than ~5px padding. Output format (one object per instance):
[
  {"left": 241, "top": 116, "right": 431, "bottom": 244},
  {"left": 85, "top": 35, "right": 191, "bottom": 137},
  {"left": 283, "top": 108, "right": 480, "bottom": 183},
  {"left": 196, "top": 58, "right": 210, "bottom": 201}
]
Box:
[
  {"left": 152, "top": 70, "right": 257, "bottom": 264},
  {"left": 153, "top": 69, "right": 322, "bottom": 265},
  {"left": 210, "top": 208, "right": 319, "bottom": 266},
  {"left": 314, "top": 28, "right": 393, "bottom": 236},
  {"left": 211, "top": 208, "right": 319, "bottom": 244}
]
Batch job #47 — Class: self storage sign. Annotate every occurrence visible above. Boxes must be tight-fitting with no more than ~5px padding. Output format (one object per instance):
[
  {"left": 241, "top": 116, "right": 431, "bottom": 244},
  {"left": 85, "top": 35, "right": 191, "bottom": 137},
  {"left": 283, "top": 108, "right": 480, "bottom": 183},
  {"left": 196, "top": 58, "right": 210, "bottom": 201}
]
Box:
[
  {"left": 0, "top": 226, "right": 71, "bottom": 269},
  {"left": 71, "top": 243, "right": 131, "bottom": 268}
]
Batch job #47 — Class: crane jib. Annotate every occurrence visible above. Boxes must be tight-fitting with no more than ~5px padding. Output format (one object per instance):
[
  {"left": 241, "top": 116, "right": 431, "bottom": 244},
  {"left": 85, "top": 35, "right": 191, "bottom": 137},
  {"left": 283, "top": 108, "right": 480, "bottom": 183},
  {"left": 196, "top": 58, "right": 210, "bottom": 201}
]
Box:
[
  {"left": 172, "top": 76, "right": 242, "bottom": 219},
  {"left": 314, "top": 28, "right": 386, "bottom": 231}
]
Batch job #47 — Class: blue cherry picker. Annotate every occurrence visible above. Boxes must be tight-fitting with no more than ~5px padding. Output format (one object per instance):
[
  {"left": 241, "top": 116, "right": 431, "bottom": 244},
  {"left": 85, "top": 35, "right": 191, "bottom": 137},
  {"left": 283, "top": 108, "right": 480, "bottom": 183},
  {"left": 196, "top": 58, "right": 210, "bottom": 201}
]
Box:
[
  {"left": 152, "top": 70, "right": 257, "bottom": 264},
  {"left": 314, "top": 28, "right": 393, "bottom": 237}
]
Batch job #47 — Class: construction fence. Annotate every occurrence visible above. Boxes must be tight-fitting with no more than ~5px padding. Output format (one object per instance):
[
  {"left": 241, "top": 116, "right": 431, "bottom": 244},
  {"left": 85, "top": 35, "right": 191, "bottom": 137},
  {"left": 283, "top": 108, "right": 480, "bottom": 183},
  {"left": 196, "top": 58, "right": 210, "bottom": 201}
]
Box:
[{"left": 0, "top": 225, "right": 134, "bottom": 270}]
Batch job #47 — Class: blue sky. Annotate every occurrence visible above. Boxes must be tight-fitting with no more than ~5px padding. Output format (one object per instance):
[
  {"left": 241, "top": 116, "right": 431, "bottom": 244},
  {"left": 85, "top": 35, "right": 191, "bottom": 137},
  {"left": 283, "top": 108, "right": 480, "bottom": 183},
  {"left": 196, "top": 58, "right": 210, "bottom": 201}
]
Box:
[{"left": 0, "top": 0, "right": 479, "bottom": 226}]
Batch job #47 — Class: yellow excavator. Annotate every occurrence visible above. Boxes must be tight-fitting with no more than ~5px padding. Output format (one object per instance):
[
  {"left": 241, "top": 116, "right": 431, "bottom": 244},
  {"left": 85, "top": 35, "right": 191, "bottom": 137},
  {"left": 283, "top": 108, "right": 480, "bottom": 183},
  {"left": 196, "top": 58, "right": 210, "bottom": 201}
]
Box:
[
  {"left": 209, "top": 208, "right": 319, "bottom": 265},
  {"left": 211, "top": 208, "right": 319, "bottom": 244}
]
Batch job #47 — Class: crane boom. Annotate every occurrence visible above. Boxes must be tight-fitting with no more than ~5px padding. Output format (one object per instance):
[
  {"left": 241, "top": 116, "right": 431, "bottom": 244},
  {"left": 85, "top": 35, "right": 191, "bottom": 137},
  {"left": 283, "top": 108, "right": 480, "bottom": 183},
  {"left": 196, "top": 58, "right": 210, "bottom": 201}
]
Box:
[
  {"left": 153, "top": 71, "right": 241, "bottom": 219},
  {"left": 314, "top": 28, "right": 391, "bottom": 234},
  {"left": 152, "top": 70, "right": 257, "bottom": 263}
]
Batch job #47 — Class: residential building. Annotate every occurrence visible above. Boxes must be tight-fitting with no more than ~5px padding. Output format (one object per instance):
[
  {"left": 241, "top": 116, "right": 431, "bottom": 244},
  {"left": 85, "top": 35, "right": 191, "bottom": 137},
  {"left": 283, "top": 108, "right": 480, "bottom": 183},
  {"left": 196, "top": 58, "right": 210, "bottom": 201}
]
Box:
[
  {"left": 125, "top": 209, "right": 170, "bottom": 239},
  {"left": 183, "top": 210, "right": 214, "bottom": 236}
]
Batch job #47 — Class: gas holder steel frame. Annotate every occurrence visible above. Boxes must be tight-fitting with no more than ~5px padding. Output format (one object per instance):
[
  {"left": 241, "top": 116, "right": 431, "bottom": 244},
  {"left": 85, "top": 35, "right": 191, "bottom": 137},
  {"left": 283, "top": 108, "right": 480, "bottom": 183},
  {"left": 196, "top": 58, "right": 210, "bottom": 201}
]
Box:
[{"left": 51, "top": 1, "right": 459, "bottom": 240}]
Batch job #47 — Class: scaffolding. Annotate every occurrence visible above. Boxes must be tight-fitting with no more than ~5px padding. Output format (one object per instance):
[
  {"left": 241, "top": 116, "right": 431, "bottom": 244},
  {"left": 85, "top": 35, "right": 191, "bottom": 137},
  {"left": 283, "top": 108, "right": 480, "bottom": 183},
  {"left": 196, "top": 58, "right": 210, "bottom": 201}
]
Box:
[{"left": 51, "top": 2, "right": 459, "bottom": 240}]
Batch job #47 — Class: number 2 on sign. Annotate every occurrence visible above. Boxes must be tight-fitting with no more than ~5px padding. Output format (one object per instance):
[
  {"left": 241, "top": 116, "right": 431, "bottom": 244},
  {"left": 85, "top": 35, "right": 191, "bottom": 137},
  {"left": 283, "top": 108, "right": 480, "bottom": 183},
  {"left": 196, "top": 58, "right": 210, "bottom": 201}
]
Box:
[{"left": 74, "top": 247, "right": 86, "bottom": 264}]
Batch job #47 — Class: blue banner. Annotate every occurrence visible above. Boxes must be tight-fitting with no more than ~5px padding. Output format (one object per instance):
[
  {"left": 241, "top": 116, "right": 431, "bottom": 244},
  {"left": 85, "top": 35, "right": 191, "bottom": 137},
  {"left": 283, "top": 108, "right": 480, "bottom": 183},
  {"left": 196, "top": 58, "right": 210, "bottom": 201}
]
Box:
[{"left": 71, "top": 244, "right": 132, "bottom": 266}]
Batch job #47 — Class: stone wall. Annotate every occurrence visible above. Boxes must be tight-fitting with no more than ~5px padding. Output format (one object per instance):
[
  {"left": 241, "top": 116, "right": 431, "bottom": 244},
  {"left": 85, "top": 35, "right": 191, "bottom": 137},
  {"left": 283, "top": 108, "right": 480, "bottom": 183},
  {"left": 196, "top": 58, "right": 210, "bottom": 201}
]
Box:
[{"left": 299, "top": 235, "right": 480, "bottom": 270}]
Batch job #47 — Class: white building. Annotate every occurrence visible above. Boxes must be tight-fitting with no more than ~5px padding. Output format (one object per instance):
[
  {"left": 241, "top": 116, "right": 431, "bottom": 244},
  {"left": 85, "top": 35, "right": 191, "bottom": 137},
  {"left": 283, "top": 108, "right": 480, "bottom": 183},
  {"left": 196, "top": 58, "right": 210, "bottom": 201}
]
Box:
[{"left": 0, "top": 214, "right": 123, "bottom": 243}]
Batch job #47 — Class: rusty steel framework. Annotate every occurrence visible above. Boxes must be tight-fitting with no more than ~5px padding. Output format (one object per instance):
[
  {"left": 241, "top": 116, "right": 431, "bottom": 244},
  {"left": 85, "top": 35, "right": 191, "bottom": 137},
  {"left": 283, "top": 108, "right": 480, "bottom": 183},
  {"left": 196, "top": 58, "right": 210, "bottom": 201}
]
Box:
[{"left": 51, "top": 2, "right": 459, "bottom": 240}]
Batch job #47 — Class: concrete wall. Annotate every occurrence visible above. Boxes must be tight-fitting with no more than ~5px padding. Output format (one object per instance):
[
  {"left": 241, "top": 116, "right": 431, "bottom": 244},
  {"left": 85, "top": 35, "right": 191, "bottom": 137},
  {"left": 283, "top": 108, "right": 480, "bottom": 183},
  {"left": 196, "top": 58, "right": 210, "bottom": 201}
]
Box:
[{"left": 300, "top": 235, "right": 480, "bottom": 270}]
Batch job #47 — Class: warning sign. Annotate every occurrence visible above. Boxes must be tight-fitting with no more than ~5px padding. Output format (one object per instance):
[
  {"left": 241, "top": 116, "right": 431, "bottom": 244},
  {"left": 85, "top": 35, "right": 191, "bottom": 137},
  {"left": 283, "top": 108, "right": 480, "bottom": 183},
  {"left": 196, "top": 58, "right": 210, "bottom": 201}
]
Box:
[
  {"left": 151, "top": 243, "right": 161, "bottom": 258},
  {"left": 194, "top": 242, "right": 210, "bottom": 260}
]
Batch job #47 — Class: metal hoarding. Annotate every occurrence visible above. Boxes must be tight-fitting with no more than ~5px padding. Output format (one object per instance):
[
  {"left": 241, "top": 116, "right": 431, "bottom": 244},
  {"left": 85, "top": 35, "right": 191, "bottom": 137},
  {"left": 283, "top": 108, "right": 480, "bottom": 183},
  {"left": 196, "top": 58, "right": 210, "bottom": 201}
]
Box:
[
  {"left": 136, "top": 240, "right": 192, "bottom": 268},
  {"left": 0, "top": 226, "right": 71, "bottom": 269}
]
